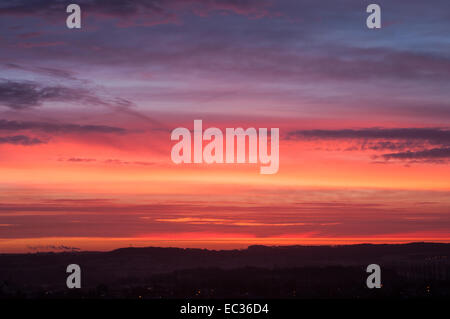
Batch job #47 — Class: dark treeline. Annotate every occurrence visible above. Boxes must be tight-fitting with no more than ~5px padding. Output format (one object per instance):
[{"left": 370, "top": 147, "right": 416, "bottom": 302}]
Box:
[{"left": 1, "top": 243, "right": 450, "bottom": 298}]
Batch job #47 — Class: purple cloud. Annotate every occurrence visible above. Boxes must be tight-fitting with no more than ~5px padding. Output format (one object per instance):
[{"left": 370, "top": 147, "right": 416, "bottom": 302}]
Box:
[
  {"left": 0, "top": 135, "right": 45, "bottom": 145},
  {"left": 0, "top": 119, "right": 127, "bottom": 134}
]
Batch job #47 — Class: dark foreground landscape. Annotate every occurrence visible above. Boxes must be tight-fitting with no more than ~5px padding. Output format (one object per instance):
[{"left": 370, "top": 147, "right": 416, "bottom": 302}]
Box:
[{"left": 1, "top": 243, "right": 450, "bottom": 299}]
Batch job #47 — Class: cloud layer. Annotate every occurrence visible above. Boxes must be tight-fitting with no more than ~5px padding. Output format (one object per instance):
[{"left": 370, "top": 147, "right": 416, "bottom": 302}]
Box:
[
  {"left": 0, "top": 135, "right": 44, "bottom": 145},
  {"left": 0, "top": 119, "right": 127, "bottom": 134},
  {"left": 288, "top": 128, "right": 450, "bottom": 163}
]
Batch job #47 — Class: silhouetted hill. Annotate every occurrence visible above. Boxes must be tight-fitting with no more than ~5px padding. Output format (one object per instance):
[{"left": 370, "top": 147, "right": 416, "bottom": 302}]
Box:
[{"left": 1, "top": 243, "right": 449, "bottom": 298}]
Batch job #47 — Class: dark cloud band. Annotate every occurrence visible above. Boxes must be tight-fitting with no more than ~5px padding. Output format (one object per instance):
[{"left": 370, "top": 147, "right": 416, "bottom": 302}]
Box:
[
  {"left": 383, "top": 147, "right": 450, "bottom": 160},
  {"left": 0, "top": 135, "right": 45, "bottom": 145},
  {"left": 287, "top": 128, "right": 450, "bottom": 145},
  {"left": 0, "top": 119, "right": 127, "bottom": 134}
]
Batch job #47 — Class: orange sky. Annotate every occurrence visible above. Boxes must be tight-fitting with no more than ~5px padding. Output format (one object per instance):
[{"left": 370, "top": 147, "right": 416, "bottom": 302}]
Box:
[{"left": 1, "top": 117, "right": 449, "bottom": 253}]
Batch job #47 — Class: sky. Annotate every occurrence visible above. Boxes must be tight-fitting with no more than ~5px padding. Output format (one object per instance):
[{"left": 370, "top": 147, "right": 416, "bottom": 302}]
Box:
[{"left": 0, "top": 0, "right": 449, "bottom": 252}]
